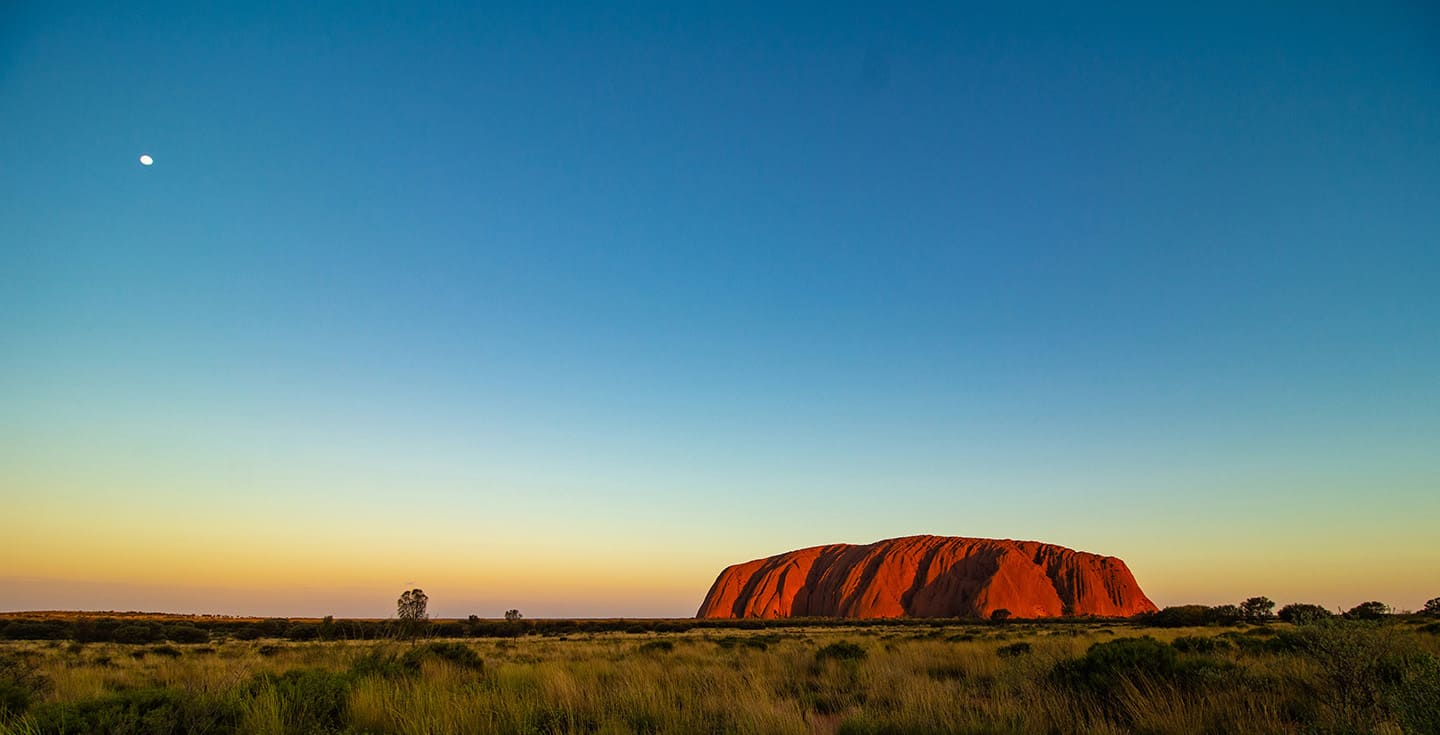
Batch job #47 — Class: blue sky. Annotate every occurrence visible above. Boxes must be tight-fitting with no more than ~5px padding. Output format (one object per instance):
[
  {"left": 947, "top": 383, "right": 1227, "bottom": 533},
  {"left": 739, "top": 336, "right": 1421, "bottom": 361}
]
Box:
[{"left": 2, "top": 2, "right": 1438, "bottom": 616}]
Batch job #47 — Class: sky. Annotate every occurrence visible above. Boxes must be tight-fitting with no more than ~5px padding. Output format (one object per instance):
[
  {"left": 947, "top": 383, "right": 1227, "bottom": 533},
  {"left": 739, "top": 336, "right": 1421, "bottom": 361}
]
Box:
[{"left": 2, "top": 2, "right": 1438, "bottom": 618}]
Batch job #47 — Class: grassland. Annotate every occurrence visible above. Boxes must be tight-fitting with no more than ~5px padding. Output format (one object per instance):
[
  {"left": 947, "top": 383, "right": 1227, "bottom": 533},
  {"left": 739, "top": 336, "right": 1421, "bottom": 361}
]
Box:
[{"left": 2, "top": 619, "right": 1438, "bottom": 734}]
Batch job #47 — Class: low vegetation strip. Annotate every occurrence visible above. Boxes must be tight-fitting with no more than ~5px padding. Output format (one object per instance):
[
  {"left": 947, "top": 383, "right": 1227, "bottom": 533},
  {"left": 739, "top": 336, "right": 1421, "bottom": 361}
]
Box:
[{"left": 1, "top": 619, "right": 1437, "bottom": 734}]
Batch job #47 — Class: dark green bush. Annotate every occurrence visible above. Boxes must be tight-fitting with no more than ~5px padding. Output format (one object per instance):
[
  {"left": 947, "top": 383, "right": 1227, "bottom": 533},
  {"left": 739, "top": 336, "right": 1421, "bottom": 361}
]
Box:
[
  {"left": 403, "top": 642, "right": 485, "bottom": 672},
  {"left": 714, "top": 635, "right": 776, "bottom": 651},
  {"left": 1278, "top": 603, "right": 1333, "bottom": 624},
  {"left": 1262, "top": 632, "right": 1307, "bottom": 654},
  {"left": 1294, "top": 620, "right": 1401, "bottom": 732},
  {"left": 349, "top": 651, "right": 412, "bottom": 679},
  {"left": 997, "top": 642, "right": 1031, "bottom": 658},
  {"left": 163, "top": 625, "right": 209, "bottom": 644},
  {"left": 0, "top": 652, "right": 50, "bottom": 717},
  {"left": 1344, "top": 601, "right": 1390, "bottom": 620},
  {"left": 2, "top": 621, "right": 71, "bottom": 641},
  {"left": 816, "top": 641, "right": 867, "bottom": 662},
  {"left": 28, "top": 687, "right": 239, "bottom": 735},
  {"left": 1388, "top": 651, "right": 1440, "bottom": 734},
  {"left": 637, "top": 640, "right": 674, "bottom": 654},
  {"left": 284, "top": 624, "right": 319, "bottom": 641},
  {"left": 1053, "top": 638, "right": 1242, "bottom": 716},
  {"left": 1171, "top": 636, "right": 1230, "bottom": 654},
  {"left": 351, "top": 643, "right": 485, "bottom": 680},
  {"left": 1054, "top": 636, "right": 1180, "bottom": 699},
  {"left": 1144, "top": 605, "right": 1214, "bottom": 628},
  {"left": 251, "top": 669, "right": 350, "bottom": 733},
  {"left": 111, "top": 625, "right": 158, "bottom": 645}
]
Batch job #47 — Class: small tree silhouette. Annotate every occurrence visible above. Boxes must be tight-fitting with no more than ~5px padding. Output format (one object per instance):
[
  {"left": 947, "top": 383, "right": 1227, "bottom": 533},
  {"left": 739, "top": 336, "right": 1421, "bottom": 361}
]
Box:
[
  {"left": 397, "top": 588, "right": 429, "bottom": 639},
  {"left": 1345, "top": 601, "right": 1389, "bottom": 620},
  {"left": 1240, "top": 596, "right": 1275, "bottom": 623},
  {"left": 1423, "top": 597, "right": 1440, "bottom": 617},
  {"left": 504, "top": 609, "right": 523, "bottom": 622}
]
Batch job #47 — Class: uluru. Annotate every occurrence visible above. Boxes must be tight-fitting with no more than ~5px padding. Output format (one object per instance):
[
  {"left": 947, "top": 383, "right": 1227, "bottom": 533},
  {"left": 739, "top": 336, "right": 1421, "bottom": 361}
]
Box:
[{"left": 697, "top": 535, "right": 1157, "bottom": 619}]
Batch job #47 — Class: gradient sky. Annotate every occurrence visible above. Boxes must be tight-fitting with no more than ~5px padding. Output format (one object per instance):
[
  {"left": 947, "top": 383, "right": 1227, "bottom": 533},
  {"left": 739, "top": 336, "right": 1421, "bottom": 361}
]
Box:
[{"left": 3, "top": 2, "right": 1438, "bottom": 618}]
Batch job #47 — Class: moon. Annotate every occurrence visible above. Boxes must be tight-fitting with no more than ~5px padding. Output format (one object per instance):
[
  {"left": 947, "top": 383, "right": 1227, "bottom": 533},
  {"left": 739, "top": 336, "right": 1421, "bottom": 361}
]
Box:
[{"left": 139, "top": 154, "right": 153, "bottom": 166}]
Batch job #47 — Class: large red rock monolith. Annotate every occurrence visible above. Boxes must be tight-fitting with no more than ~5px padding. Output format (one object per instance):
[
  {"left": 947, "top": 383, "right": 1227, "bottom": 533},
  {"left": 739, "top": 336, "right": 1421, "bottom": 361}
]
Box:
[{"left": 696, "top": 535, "right": 1157, "bottom": 619}]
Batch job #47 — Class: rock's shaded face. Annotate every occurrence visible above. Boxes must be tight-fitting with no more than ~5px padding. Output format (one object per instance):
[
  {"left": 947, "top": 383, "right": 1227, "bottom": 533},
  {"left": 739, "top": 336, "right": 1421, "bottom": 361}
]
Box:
[{"left": 696, "top": 535, "right": 1157, "bottom": 619}]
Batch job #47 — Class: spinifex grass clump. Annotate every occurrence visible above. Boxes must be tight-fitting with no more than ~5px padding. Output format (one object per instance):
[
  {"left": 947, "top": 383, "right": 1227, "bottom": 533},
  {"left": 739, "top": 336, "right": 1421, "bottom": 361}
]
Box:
[
  {"left": 405, "top": 642, "right": 484, "bottom": 672},
  {"left": 637, "top": 640, "right": 675, "bottom": 654},
  {"left": 996, "top": 642, "right": 1032, "bottom": 658},
  {"left": 0, "top": 653, "right": 48, "bottom": 719},
  {"left": 248, "top": 669, "right": 351, "bottom": 733},
  {"left": 25, "top": 687, "right": 240, "bottom": 735},
  {"left": 350, "top": 642, "right": 485, "bottom": 679},
  {"left": 815, "top": 640, "right": 866, "bottom": 662},
  {"left": 1052, "top": 635, "right": 1240, "bottom": 705},
  {"left": 1170, "top": 635, "right": 1231, "bottom": 654}
]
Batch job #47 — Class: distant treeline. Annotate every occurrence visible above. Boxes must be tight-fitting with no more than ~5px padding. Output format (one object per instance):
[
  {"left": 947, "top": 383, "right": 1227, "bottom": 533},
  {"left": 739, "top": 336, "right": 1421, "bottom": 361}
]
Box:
[
  {"left": 0, "top": 614, "right": 1120, "bottom": 643},
  {"left": 2, "top": 602, "right": 1422, "bottom": 643}
]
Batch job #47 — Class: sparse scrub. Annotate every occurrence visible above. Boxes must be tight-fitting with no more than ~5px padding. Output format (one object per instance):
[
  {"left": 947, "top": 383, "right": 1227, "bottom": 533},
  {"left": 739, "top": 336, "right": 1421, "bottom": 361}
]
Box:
[
  {"left": 996, "top": 642, "right": 1031, "bottom": 658},
  {"left": 2, "top": 621, "right": 1438, "bottom": 734},
  {"left": 1170, "top": 635, "right": 1230, "bottom": 654},
  {"left": 815, "top": 640, "right": 867, "bottom": 662},
  {"left": 637, "top": 640, "right": 675, "bottom": 654}
]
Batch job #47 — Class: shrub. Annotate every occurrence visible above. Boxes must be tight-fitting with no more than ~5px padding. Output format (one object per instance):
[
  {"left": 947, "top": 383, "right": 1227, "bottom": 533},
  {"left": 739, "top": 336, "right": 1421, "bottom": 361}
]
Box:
[
  {"left": 1146, "top": 605, "right": 1216, "bottom": 628},
  {"left": 816, "top": 641, "right": 867, "bottom": 662},
  {"left": 1171, "top": 635, "right": 1230, "bottom": 654},
  {"left": 1345, "top": 601, "right": 1390, "bottom": 620},
  {"left": 1051, "top": 634, "right": 1240, "bottom": 710},
  {"left": 714, "top": 634, "right": 778, "bottom": 651},
  {"left": 1292, "top": 620, "right": 1410, "bottom": 731},
  {"left": 1388, "top": 651, "right": 1440, "bottom": 734},
  {"left": 0, "top": 652, "right": 50, "bottom": 717},
  {"left": 997, "top": 642, "right": 1031, "bottom": 658},
  {"left": 164, "top": 625, "right": 209, "bottom": 644},
  {"left": 403, "top": 642, "right": 485, "bottom": 672},
  {"left": 1240, "top": 596, "right": 1276, "bottom": 623},
  {"left": 1209, "top": 604, "right": 1242, "bottom": 625},
  {"left": 3, "top": 621, "right": 71, "bottom": 641},
  {"left": 637, "top": 640, "right": 675, "bottom": 654},
  {"left": 112, "top": 625, "right": 158, "bottom": 644},
  {"left": 251, "top": 669, "right": 350, "bottom": 733},
  {"left": 1055, "top": 636, "right": 1179, "bottom": 697},
  {"left": 349, "top": 651, "right": 412, "bottom": 679},
  {"left": 432, "top": 621, "right": 466, "bottom": 638},
  {"left": 1278, "top": 603, "right": 1333, "bottom": 624},
  {"left": 28, "top": 687, "right": 239, "bottom": 735},
  {"left": 284, "top": 624, "right": 319, "bottom": 641},
  {"left": 990, "top": 609, "right": 1012, "bottom": 622},
  {"left": 1424, "top": 597, "right": 1440, "bottom": 617},
  {"left": 149, "top": 645, "right": 183, "bottom": 658}
]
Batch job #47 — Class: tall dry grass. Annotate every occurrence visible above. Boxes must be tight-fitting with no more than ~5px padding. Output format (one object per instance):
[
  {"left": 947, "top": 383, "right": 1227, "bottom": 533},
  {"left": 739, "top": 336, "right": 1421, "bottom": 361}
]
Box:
[{"left": 2, "top": 621, "right": 1437, "bottom": 734}]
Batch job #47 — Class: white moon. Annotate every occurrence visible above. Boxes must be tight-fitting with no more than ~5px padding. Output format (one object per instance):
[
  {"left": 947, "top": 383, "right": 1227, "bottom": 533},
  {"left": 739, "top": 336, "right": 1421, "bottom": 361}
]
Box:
[{"left": 139, "top": 154, "right": 153, "bottom": 166}]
